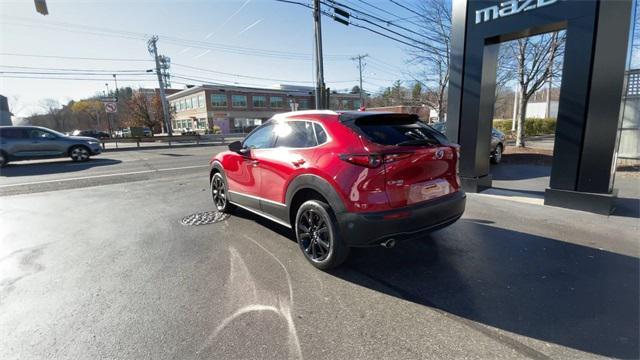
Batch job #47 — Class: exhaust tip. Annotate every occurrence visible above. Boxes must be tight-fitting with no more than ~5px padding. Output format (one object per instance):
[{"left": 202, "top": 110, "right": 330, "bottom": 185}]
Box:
[{"left": 380, "top": 238, "right": 396, "bottom": 249}]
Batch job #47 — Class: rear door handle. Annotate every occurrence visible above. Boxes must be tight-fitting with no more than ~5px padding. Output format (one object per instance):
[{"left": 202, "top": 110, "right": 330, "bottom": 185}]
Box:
[{"left": 251, "top": 160, "right": 260, "bottom": 166}]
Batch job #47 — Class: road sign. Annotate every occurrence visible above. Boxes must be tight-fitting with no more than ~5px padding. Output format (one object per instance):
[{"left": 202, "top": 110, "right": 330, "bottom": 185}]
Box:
[
  {"left": 104, "top": 102, "right": 117, "bottom": 113},
  {"left": 100, "top": 97, "right": 117, "bottom": 103}
]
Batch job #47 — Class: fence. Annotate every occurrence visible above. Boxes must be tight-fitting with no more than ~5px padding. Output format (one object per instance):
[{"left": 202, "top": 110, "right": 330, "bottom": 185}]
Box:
[
  {"left": 99, "top": 133, "right": 245, "bottom": 150},
  {"left": 617, "top": 69, "right": 640, "bottom": 161}
]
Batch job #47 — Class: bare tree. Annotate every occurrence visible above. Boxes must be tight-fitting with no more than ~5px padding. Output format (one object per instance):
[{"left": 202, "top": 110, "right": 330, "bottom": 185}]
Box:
[
  {"left": 504, "top": 31, "right": 566, "bottom": 147},
  {"left": 39, "top": 99, "right": 66, "bottom": 131},
  {"left": 406, "top": 0, "right": 451, "bottom": 122},
  {"left": 123, "top": 92, "right": 163, "bottom": 130}
]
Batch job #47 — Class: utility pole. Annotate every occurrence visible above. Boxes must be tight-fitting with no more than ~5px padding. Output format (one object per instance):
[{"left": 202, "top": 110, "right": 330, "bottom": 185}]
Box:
[
  {"left": 147, "top": 35, "right": 172, "bottom": 136},
  {"left": 351, "top": 54, "right": 368, "bottom": 108},
  {"left": 313, "top": 0, "right": 326, "bottom": 109}
]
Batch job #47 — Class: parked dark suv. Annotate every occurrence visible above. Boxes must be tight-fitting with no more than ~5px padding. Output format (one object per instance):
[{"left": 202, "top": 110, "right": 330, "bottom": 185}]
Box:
[
  {"left": 209, "top": 111, "right": 466, "bottom": 269},
  {"left": 0, "top": 126, "right": 102, "bottom": 166}
]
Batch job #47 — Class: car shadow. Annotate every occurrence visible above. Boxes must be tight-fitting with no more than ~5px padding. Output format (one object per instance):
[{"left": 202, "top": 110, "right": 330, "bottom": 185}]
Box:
[
  {"left": 0, "top": 159, "right": 122, "bottom": 177},
  {"left": 226, "top": 208, "right": 639, "bottom": 357},
  {"left": 327, "top": 219, "right": 639, "bottom": 359}
]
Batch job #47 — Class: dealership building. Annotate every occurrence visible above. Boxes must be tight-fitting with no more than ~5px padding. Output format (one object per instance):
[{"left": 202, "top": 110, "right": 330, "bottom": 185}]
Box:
[{"left": 166, "top": 84, "right": 361, "bottom": 134}]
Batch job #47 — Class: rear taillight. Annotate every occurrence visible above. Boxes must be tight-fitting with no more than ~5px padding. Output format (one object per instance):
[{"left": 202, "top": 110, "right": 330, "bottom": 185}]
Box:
[
  {"left": 340, "top": 154, "right": 382, "bottom": 168},
  {"left": 340, "top": 153, "right": 412, "bottom": 168}
]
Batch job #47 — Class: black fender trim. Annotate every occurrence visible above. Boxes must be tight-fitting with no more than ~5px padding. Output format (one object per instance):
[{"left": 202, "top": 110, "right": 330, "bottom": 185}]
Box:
[
  {"left": 209, "top": 161, "right": 234, "bottom": 203},
  {"left": 285, "top": 174, "right": 347, "bottom": 214}
]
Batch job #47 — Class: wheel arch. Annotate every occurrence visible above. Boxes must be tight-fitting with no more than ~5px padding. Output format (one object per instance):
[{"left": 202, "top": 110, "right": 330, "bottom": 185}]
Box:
[
  {"left": 67, "top": 143, "right": 90, "bottom": 156},
  {"left": 286, "top": 174, "right": 346, "bottom": 227}
]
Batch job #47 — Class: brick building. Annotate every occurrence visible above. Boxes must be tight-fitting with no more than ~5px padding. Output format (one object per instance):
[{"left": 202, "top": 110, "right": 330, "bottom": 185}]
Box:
[{"left": 166, "top": 84, "right": 360, "bottom": 134}]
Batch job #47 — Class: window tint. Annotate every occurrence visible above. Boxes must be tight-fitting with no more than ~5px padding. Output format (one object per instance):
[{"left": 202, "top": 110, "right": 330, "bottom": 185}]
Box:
[
  {"left": 275, "top": 121, "right": 317, "bottom": 148},
  {"left": 243, "top": 123, "right": 275, "bottom": 149},
  {"left": 29, "top": 129, "right": 56, "bottom": 139},
  {"left": 353, "top": 116, "right": 448, "bottom": 146},
  {"left": 0, "top": 128, "right": 26, "bottom": 139},
  {"left": 313, "top": 123, "right": 328, "bottom": 144}
]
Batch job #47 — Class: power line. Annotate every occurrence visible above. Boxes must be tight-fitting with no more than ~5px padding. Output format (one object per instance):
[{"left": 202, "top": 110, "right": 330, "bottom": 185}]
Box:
[
  {"left": 324, "top": 0, "right": 437, "bottom": 44},
  {"left": 1, "top": 16, "right": 350, "bottom": 61},
  {"left": 0, "top": 71, "right": 153, "bottom": 76},
  {"left": 275, "top": 0, "right": 431, "bottom": 52},
  {"left": 173, "top": 63, "right": 357, "bottom": 84},
  {"left": 0, "top": 75, "right": 158, "bottom": 82},
  {"left": 0, "top": 65, "right": 151, "bottom": 73},
  {"left": 0, "top": 52, "right": 151, "bottom": 62},
  {"left": 387, "top": 0, "right": 422, "bottom": 17}
]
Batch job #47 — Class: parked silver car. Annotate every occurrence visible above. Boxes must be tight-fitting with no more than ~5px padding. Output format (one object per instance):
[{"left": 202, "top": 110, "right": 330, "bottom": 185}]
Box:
[
  {"left": 0, "top": 126, "right": 102, "bottom": 167},
  {"left": 431, "top": 122, "right": 505, "bottom": 164}
]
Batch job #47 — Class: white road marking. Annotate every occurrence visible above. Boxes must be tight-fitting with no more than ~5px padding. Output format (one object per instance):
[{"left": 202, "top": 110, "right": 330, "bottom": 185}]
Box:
[{"left": 0, "top": 165, "right": 209, "bottom": 188}]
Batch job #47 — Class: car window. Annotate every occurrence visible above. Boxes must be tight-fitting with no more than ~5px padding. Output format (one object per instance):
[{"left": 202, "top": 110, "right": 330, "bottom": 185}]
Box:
[
  {"left": 243, "top": 123, "right": 275, "bottom": 149},
  {"left": 314, "top": 123, "right": 328, "bottom": 145},
  {"left": 0, "top": 128, "right": 27, "bottom": 139},
  {"left": 275, "top": 121, "right": 317, "bottom": 148},
  {"left": 29, "top": 129, "right": 56, "bottom": 139},
  {"left": 352, "top": 116, "right": 448, "bottom": 146}
]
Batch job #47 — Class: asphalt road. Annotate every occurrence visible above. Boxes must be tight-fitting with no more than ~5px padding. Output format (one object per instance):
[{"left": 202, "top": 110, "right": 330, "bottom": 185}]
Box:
[{"left": 1, "top": 146, "right": 638, "bottom": 359}]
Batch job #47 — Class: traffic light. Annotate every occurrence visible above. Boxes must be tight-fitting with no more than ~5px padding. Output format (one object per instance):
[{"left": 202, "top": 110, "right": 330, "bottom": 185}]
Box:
[{"left": 34, "top": 0, "right": 48, "bottom": 15}]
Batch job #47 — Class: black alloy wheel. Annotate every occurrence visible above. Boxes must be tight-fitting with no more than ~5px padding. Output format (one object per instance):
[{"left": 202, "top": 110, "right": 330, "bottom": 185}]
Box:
[
  {"left": 295, "top": 200, "right": 349, "bottom": 270},
  {"left": 211, "top": 172, "right": 229, "bottom": 212}
]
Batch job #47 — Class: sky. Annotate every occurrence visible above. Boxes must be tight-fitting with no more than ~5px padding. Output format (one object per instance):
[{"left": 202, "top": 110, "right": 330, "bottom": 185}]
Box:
[
  {"left": 0, "top": 0, "right": 417, "bottom": 117},
  {"left": 1, "top": 0, "right": 638, "bottom": 118}
]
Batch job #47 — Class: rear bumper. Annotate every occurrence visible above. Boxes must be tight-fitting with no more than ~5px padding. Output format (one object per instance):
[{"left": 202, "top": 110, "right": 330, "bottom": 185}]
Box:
[{"left": 337, "top": 191, "right": 466, "bottom": 247}]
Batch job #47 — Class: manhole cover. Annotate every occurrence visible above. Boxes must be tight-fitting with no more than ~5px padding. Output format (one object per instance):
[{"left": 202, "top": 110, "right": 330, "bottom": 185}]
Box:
[{"left": 180, "top": 211, "right": 229, "bottom": 226}]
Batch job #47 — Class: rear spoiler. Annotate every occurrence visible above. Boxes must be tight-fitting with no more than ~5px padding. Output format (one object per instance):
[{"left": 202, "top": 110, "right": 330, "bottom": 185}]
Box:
[{"left": 339, "top": 112, "right": 420, "bottom": 124}]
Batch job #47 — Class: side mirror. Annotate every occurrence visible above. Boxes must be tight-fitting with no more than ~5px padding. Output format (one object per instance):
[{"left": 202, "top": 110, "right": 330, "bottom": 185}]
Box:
[{"left": 228, "top": 140, "right": 248, "bottom": 154}]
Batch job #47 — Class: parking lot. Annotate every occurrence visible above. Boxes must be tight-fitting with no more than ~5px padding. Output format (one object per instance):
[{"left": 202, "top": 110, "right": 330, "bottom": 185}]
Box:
[{"left": 1, "top": 145, "right": 638, "bottom": 359}]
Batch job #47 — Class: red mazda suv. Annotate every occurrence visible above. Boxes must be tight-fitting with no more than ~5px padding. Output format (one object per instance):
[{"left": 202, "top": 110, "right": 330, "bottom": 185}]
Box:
[{"left": 209, "top": 111, "right": 465, "bottom": 269}]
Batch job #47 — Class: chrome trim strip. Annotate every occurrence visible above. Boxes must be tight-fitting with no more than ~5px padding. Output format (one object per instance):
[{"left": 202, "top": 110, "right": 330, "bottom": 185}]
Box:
[
  {"left": 228, "top": 190, "right": 287, "bottom": 207},
  {"left": 229, "top": 201, "right": 292, "bottom": 229}
]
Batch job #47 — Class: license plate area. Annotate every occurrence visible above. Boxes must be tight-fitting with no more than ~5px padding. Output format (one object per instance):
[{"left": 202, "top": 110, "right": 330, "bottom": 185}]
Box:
[{"left": 408, "top": 178, "right": 451, "bottom": 204}]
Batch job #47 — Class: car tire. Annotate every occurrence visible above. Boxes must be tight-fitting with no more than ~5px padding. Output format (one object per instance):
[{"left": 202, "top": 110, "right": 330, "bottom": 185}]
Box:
[
  {"left": 69, "top": 146, "right": 91, "bottom": 162},
  {"left": 295, "top": 200, "right": 349, "bottom": 270},
  {"left": 491, "top": 144, "right": 503, "bottom": 164},
  {"left": 211, "top": 172, "right": 234, "bottom": 213},
  {"left": 0, "top": 151, "right": 8, "bottom": 167}
]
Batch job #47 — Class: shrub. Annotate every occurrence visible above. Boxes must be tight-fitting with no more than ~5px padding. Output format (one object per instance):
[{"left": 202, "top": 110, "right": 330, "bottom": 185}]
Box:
[{"left": 493, "top": 118, "right": 556, "bottom": 137}]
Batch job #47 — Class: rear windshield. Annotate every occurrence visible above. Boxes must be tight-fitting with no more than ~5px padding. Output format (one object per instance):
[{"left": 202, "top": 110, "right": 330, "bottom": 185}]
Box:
[{"left": 352, "top": 116, "right": 448, "bottom": 146}]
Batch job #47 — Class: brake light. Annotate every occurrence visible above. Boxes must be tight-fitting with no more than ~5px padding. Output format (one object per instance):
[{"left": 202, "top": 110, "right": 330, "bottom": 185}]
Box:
[
  {"left": 340, "top": 154, "right": 382, "bottom": 168},
  {"left": 340, "top": 152, "right": 413, "bottom": 168}
]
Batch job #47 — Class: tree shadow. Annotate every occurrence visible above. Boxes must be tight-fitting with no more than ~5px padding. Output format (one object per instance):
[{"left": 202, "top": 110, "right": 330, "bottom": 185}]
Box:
[
  {"left": 0, "top": 159, "right": 122, "bottom": 177},
  {"left": 328, "top": 219, "right": 639, "bottom": 358}
]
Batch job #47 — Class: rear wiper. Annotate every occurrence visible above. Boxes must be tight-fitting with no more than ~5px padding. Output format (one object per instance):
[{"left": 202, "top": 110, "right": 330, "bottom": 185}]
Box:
[{"left": 396, "top": 139, "right": 438, "bottom": 146}]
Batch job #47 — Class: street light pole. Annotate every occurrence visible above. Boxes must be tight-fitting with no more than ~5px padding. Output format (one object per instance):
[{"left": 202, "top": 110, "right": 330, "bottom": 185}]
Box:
[{"left": 313, "top": 0, "right": 326, "bottom": 109}]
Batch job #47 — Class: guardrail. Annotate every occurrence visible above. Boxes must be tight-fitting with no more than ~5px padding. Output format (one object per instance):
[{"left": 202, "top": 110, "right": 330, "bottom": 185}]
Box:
[{"left": 99, "top": 133, "right": 243, "bottom": 150}]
